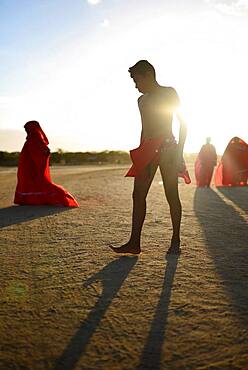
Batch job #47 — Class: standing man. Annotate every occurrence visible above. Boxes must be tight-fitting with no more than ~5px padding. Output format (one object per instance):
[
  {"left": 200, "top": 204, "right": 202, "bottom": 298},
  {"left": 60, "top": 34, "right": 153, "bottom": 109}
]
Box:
[
  {"left": 195, "top": 137, "right": 217, "bottom": 187},
  {"left": 110, "top": 60, "right": 189, "bottom": 255}
]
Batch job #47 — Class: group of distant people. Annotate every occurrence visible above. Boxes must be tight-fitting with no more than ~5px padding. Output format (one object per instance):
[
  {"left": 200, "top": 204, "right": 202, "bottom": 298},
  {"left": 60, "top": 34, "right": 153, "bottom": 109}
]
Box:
[
  {"left": 13, "top": 60, "right": 248, "bottom": 255},
  {"left": 195, "top": 136, "right": 248, "bottom": 188}
]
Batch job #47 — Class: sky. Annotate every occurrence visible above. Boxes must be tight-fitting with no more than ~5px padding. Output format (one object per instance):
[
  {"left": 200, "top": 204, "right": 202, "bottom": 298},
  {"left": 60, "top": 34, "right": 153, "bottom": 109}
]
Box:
[{"left": 0, "top": 0, "right": 248, "bottom": 154}]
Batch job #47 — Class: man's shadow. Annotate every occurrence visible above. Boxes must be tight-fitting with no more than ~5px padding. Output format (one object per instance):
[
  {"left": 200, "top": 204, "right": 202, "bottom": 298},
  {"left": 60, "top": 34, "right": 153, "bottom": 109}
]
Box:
[
  {"left": 53, "top": 256, "right": 137, "bottom": 370},
  {"left": 194, "top": 188, "right": 248, "bottom": 325},
  {"left": 137, "top": 255, "right": 179, "bottom": 370},
  {"left": 217, "top": 186, "right": 248, "bottom": 213},
  {"left": 0, "top": 205, "right": 72, "bottom": 228}
]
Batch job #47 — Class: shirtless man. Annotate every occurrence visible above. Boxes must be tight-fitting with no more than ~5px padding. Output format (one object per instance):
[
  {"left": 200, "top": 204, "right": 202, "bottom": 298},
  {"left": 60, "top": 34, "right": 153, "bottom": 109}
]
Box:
[{"left": 110, "top": 60, "right": 188, "bottom": 255}]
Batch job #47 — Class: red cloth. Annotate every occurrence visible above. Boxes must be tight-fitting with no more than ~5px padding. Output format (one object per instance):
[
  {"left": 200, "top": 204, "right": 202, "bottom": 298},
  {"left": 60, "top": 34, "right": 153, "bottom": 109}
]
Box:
[
  {"left": 195, "top": 143, "right": 217, "bottom": 187},
  {"left": 215, "top": 137, "right": 248, "bottom": 187},
  {"left": 125, "top": 137, "right": 191, "bottom": 184},
  {"left": 14, "top": 121, "right": 79, "bottom": 206}
]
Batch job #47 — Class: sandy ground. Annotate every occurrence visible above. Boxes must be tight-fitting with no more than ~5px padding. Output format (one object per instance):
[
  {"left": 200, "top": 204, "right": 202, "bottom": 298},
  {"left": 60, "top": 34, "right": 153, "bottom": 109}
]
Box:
[{"left": 0, "top": 163, "right": 247, "bottom": 370}]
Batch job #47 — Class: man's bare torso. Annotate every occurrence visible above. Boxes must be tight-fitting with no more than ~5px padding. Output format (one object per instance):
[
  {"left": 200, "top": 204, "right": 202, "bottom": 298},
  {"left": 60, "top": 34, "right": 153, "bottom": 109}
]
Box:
[{"left": 138, "top": 86, "right": 179, "bottom": 140}]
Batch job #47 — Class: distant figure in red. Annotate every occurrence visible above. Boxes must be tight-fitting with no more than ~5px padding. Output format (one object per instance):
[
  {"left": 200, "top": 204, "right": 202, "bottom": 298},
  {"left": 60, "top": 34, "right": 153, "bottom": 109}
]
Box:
[
  {"left": 195, "top": 137, "right": 217, "bottom": 187},
  {"left": 215, "top": 136, "right": 248, "bottom": 187},
  {"left": 14, "top": 121, "right": 79, "bottom": 206}
]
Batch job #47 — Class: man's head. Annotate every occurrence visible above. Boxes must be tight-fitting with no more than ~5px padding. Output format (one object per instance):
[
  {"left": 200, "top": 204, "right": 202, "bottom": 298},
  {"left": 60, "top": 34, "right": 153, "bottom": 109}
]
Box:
[{"left": 128, "top": 60, "right": 156, "bottom": 94}]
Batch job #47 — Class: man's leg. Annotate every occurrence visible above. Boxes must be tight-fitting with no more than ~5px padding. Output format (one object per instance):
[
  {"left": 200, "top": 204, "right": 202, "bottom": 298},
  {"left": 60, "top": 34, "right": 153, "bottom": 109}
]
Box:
[
  {"left": 159, "top": 148, "right": 182, "bottom": 252},
  {"left": 109, "top": 163, "right": 158, "bottom": 254}
]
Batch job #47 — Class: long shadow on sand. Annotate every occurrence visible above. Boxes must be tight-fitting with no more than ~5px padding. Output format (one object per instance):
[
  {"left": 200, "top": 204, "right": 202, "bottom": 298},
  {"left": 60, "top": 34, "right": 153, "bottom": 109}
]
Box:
[
  {"left": 53, "top": 256, "right": 137, "bottom": 370},
  {"left": 217, "top": 186, "right": 248, "bottom": 213},
  {"left": 194, "top": 188, "right": 248, "bottom": 325},
  {"left": 137, "top": 255, "right": 179, "bottom": 370},
  {"left": 0, "top": 205, "right": 72, "bottom": 228}
]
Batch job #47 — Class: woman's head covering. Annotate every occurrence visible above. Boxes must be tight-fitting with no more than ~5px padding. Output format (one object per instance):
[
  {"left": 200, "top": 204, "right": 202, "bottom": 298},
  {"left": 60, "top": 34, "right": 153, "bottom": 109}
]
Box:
[
  {"left": 24, "top": 120, "right": 49, "bottom": 145},
  {"left": 231, "top": 136, "right": 242, "bottom": 145}
]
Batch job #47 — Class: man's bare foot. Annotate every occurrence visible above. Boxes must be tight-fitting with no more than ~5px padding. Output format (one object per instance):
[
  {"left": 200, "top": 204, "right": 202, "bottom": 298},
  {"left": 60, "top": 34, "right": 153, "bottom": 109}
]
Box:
[
  {"left": 109, "top": 242, "right": 141, "bottom": 255},
  {"left": 166, "top": 238, "right": 181, "bottom": 255}
]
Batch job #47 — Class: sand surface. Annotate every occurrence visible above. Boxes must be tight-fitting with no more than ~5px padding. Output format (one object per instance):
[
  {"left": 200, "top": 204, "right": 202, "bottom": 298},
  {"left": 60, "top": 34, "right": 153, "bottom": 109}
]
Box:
[{"left": 0, "top": 164, "right": 248, "bottom": 370}]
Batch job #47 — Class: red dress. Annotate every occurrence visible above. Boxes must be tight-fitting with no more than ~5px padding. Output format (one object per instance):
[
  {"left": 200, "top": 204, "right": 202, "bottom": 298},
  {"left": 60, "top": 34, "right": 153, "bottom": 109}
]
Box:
[
  {"left": 195, "top": 143, "right": 217, "bottom": 187},
  {"left": 215, "top": 137, "right": 248, "bottom": 187},
  {"left": 125, "top": 137, "right": 191, "bottom": 184},
  {"left": 14, "top": 121, "right": 79, "bottom": 206}
]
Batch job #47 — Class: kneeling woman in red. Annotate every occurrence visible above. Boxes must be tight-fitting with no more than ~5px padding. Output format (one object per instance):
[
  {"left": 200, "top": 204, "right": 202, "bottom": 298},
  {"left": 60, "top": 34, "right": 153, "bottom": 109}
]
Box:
[
  {"left": 14, "top": 121, "right": 79, "bottom": 207},
  {"left": 215, "top": 136, "right": 248, "bottom": 187}
]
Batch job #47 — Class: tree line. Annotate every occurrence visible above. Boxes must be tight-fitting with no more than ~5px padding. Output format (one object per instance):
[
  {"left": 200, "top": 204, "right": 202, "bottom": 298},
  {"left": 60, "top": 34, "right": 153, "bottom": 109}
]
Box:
[{"left": 0, "top": 149, "right": 131, "bottom": 166}]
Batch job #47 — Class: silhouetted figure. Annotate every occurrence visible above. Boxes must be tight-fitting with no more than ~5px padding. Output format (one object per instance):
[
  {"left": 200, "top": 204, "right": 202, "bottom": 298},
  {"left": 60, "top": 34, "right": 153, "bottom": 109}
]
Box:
[
  {"left": 14, "top": 121, "right": 79, "bottom": 206},
  {"left": 215, "top": 136, "right": 248, "bottom": 187},
  {"left": 195, "top": 137, "right": 217, "bottom": 187},
  {"left": 109, "top": 60, "right": 190, "bottom": 255}
]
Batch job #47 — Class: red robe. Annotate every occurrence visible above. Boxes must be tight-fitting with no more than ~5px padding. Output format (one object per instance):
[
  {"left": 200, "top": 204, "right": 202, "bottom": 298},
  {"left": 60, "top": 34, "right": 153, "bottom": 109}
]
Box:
[
  {"left": 14, "top": 122, "right": 79, "bottom": 206},
  {"left": 195, "top": 143, "right": 217, "bottom": 187},
  {"left": 125, "top": 137, "right": 191, "bottom": 184},
  {"left": 215, "top": 137, "right": 248, "bottom": 187}
]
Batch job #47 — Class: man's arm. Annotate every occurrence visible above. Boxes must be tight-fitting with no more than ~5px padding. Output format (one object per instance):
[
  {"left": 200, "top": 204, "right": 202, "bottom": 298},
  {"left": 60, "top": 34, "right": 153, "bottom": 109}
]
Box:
[
  {"left": 176, "top": 111, "right": 187, "bottom": 170},
  {"left": 176, "top": 111, "right": 187, "bottom": 156},
  {"left": 170, "top": 87, "right": 187, "bottom": 155},
  {"left": 138, "top": 95, "right": 144, "bottom": 144}
]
